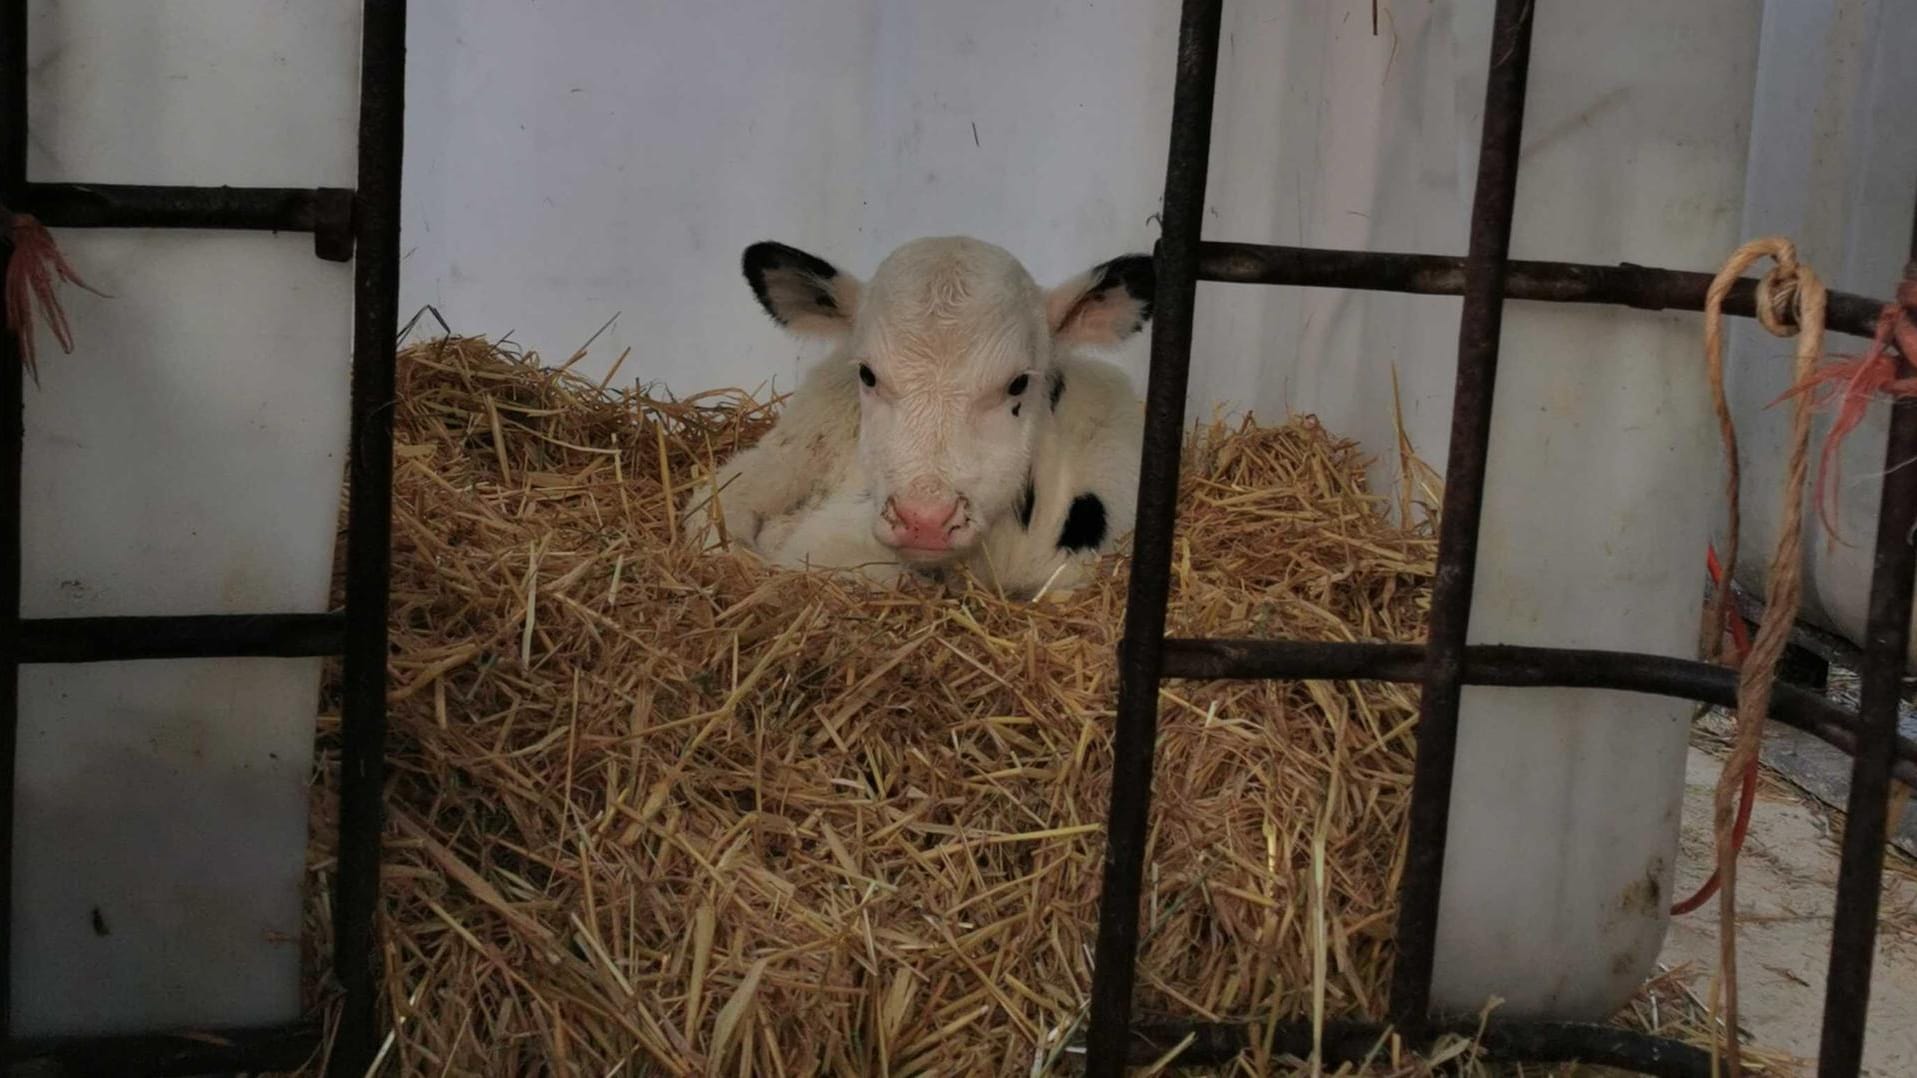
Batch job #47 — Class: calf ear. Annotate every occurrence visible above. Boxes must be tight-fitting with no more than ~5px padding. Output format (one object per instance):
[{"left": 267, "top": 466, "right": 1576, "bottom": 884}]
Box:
[
  {"left": 742, "top": 241, "right": 861, "bottom": 338},
  {"left": 1044, "top": 254, "right": 1155, "bottom": 346}
]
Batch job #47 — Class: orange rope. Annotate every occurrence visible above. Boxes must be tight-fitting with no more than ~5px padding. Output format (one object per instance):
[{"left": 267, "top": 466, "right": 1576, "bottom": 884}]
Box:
[
  {"left": 1689, "top": 252, "right": 1911, "bottom": 1075},
  {"left": 1671, "top": 542, "right": 1755, "bottom": 919},
  {"left": 1700, "top": 237, "right": 1824, "bottom": 1077}
]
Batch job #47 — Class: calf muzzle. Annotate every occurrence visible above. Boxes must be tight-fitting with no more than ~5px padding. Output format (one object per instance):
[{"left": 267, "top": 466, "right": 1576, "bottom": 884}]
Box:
[{"left": 880, "top": 494, "right": 970, "bottom": 553}]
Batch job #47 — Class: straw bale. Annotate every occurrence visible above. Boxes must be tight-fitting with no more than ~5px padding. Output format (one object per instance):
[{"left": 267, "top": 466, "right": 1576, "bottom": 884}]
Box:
[{"left": 284, "top": 335, "right": 1756, "bottom": 1075}]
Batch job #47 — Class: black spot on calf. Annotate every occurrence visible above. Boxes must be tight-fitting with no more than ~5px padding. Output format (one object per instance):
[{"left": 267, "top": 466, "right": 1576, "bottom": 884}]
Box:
[
  {"left": 1016, "top": 477, "right": 1037, "bottom": 529},
  {"left": 1057, "top": 493, "right": 1107, "bottom": 552}
]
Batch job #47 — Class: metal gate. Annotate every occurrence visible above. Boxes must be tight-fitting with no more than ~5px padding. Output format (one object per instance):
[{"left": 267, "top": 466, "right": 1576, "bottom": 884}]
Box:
[
  {"left": 1082, "top": 2, "right": 1917, "bottom": 1076},
  {"left": 0, "top": 3, "right": 406, "bottom": 1075},
  {"left": 2, "top": 2, "right": 1909, "bottom": 1076}
]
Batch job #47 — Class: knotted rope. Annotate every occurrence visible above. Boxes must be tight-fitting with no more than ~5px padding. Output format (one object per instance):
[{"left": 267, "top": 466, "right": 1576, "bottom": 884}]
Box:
[
  {"left": 1700, "top": 236, "right": 1823, "bottom": 1077},
  {"left": 2, "top": 207, "right": 105, "bottom": 383},
  {"left": 1696, "top": 241, "right": 1917, "bottom": 1074}
]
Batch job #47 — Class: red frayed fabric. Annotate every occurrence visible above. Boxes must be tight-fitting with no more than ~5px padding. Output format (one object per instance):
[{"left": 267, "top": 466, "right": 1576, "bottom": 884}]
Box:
[
  {"left": 1777, "top": 275, "right": 1917, "bottom": 540},
  {"left": 4, "top": 213, "right": 106, "bottom": 382}
]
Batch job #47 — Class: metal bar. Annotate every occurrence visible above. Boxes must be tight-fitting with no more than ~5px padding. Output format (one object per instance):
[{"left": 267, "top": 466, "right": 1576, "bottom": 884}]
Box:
[
  {"left": 19, "top": 613, "right": 345, "bottom": 663},
  {"left": 1122, "top": 1018, "right": 1711, "bottom": 1077},
  {"left": 14, "top": 182, "right": 357, "bottom": 261},
  {"left": 1817, "top": 261, "right": 1917, "bottom": 1076},
  {"left": 330, "top": 2, "right": 407, "bottom": 1073},
  {"left": 1162, "top": 639, "right": 1917, "bottom": 786},
  {"left": 1725, "top": 576, "right": 1862, "bottom": 674},
  {"left": 1388, "top": 0, "right": 1535, "bottom": 1031},
  {"left": 19, "top": 182, "right": 334, "bottom": 230},
  {"left": 1082, "top": 0, "right": 1221, "bottom": 1073},
  {"left": 7, "top": 1021, "right": 320, "bottom": 1077},
  {"left": 0, "top": 0, "right": 26, "bottom": 1046},
  {"left": 1200, "top": 241, "right": 1890, "bottom": 341}
]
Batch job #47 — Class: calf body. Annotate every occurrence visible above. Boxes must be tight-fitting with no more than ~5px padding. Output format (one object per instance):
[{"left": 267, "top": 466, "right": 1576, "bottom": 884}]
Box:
[{"left": 683, "top": 236, "right": 1150, "bottom": 599}]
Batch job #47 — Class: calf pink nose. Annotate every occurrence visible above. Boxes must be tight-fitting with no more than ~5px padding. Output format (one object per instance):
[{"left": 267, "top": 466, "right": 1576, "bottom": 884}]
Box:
[{"left": 884, "top": 496, "right": 963, "bottom": 549}]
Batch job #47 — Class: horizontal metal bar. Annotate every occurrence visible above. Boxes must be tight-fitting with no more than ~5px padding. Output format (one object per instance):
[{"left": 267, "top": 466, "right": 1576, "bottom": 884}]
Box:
[
  {"left": 7, "top": 1020, "right": 320, "bottom": 1076},
  {"left": 1160, "top": 638, "right": 1917, "bottom": 786},
  {"left": 18, "top": 181, "right": 342, "bottom": 231},
  {"left": 13, "top": 182, "right": 356, "bottom": 261},
  {"left": 1124, "top": 1018, "right": 1710, "bottom": 1076},
  {"left": 20, "top": 613, "right": 345, "bottom": 663},
  {"left": 1199, "top": 241, "right": 1889, "bottom": 340}
]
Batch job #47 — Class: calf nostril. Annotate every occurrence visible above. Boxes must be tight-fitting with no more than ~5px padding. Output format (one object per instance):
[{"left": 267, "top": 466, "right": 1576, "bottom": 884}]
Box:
[{"left": 885, "top": 496, "right": 967, "bottom": 542}]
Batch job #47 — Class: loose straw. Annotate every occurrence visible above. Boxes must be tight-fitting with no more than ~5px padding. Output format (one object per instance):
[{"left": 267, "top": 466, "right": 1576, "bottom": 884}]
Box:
[{"left": 299, "top": 335, "right": 1790, "bottom": 1073}]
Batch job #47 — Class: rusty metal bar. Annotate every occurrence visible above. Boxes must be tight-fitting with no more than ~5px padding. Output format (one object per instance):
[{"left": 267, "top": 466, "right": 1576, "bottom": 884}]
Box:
[
  {"left": 16, "top": 182, "right": 356, "bottom": 261},
  {"left": 1161, "top": 639, "right": 1917, "bottom": 787},
  {"left": 1816, "top": 258, "right": 1917, "bottom": 1075},
  {"left": 329, "top": 2, "right": 408, "bottom": 1073},
  {"left": 1122, "top": 1018, "right": 1711, "bottom": 1076},
  {"left": 19, "top": 613, "right": 346, "bottom": 663},
  {"left": 1081, "top": 0, "right": 1222, "bottom": 1073},
  {"left": 1199, "top": 241, "right": 1888, "bottom": 340},
  {"left": 7, "top": 1021, "right": 320, "bottom": 1075},
  {"left": 1387, "top": 0, "right": 1536, "bottom": 1031}
]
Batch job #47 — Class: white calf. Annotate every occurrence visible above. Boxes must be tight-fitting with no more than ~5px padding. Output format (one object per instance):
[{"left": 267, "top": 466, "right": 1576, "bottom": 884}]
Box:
[{"left": 682, "top": 235, "right": 1150, "bottom": 599}]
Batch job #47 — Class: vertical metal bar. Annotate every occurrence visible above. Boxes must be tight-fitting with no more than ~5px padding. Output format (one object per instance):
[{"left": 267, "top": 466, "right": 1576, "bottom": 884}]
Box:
[
  {"left": 0, "top": 0, "right": 26, "bottom": 1045},
  {"left": 1082, "top": 0, "right": 1222, "bottom": 1072},
  {"left": 1387, "top": 0, "right": 1535, "bottom": 1031},
  {"left": 1816, "top": 250, "right": 1917, "bottom": 1075},
  {"left": 330, "top": 2, "right": 406, "bottom": 1074}
]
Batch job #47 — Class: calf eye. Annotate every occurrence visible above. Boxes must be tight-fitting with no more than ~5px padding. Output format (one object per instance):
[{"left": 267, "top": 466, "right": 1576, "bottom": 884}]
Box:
[
  {"left": 858, "top": 363, "right": 877, "bottom": 388},
  {"left": 1007, "top": 373, "right": 1030, "bottom": 397}
]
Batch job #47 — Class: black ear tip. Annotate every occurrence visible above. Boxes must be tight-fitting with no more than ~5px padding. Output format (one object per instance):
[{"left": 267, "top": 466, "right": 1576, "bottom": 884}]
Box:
[
  {"left": 741, "top": 241, "right": 784, "bottom": 284},
  {"left": 742, "top": 242, "right": 847, "bottom": 327},
  {"left": 1116, "top": 253, "right": 1156, "bottom": 291},
  {"left": 742, "top": 242, "right": 781, "bottom": 318},
  {"left": 741, "top": 241, "right": 840, "bottom": 284},
  {"left": 1094, "top": 253, "right": 1156, "bottom": 323}
]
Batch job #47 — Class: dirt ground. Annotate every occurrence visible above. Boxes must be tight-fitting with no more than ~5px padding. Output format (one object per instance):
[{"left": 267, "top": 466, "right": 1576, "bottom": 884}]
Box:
[{"left": 1660, "top": 725, "right": 1917, "bottom": 1076}]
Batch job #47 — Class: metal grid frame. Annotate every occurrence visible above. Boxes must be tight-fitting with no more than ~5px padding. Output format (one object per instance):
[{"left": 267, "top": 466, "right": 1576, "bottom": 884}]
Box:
[
  {"left": 1083, "top": 2, "right": 1917, "bottom": 1076},
  {"left": 0, "top": 3, "right": 1904, "bottom": 1077},
  {"left": 0, "top": 3, "right": 406, "bottom": 1076}
]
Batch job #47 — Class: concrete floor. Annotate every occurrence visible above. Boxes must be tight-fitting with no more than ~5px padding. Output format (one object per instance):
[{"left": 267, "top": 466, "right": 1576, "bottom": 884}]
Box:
[{"left": 1660, "top": 736, "right": 1917, "bottom": 1076}]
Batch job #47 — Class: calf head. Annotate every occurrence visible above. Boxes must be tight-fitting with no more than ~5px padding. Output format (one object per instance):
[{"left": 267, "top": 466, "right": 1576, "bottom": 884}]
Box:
[{"left": 742, "top": 235, "right": 1152, "bottom": 565}]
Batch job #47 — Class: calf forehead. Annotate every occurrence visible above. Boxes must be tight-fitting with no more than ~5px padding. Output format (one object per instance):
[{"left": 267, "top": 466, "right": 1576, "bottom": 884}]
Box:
[
  {"left": 867, "top": 240, "right": 1038, "bottom": 327},
  {"left": 861, "top": 239, "right": 1042, "bottom": 377}
]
